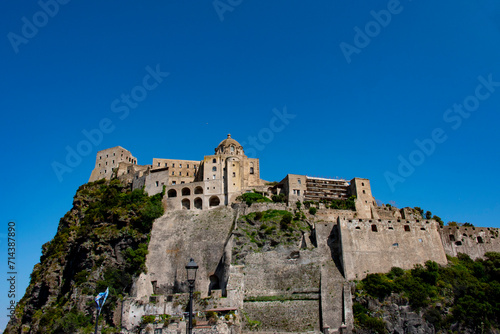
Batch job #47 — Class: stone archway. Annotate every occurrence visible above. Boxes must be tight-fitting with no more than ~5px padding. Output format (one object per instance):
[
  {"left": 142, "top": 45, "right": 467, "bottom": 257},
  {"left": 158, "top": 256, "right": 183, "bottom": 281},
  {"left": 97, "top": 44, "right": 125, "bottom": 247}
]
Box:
[{"left": 209, "top": 196, "right": 220, "bottom": 207}]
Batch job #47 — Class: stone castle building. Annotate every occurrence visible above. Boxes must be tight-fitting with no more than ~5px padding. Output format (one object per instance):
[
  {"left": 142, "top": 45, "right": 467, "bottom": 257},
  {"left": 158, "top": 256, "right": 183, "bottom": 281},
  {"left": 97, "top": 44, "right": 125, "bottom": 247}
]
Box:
[{"left": 89, "top": 134, "right": 377, "bottom": 217}]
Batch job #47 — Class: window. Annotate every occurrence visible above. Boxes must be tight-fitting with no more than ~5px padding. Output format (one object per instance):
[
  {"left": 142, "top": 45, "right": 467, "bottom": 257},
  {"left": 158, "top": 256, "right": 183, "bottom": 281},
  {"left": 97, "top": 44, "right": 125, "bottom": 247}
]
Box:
[
  {"left": 477, "top": 236, "right": 484, "bottom": 244},
  {"left": 404, "top": 225, "right": 410, "bottom": 232},
  {"left": 362, "top": 182, "right": 364, "bottom": 186},
  {"left": 213, "top": 175, "right": 216, "bottom": 179},
  {"left": 158, "top": 162, "right": 160, "bottom": 167},
  {"left": 179, "top": 172, "right": 182, "bottom": 176},
  {"left": 233, "top": 172, "right": 236, "bottom": 177},
  {"left": 172, "top": 172, "right": 175, "bottom": 175},
  {"left": 371, "top": 224, "right": 378, "bottom": 232},
  {"left": 449, "top": 235, "right": 455, "bottom": 241},
  {"left": 362, "top": 190, "right": 366, "bottom": 194},
  {"left": 99, "top": 156, "right": 102, "bottom": 159},
  {"left": 293, "top": 189, "right": 297, "bottom": 195},
  {"left": 212, "top": 158, "right": 216, "bottom": 163},
  {"left": 298, "top": 179, "right": 301, "bottom": 184},
  {"left": 179, "top": 164, "right": 182, "bottom": 168},
  {"left": 212, "top": 166, "right": 217, "bottom": 172},
  {"left": 172, "top": 163, "right": 175, "bottom": 167},
  {"left": 297, "top": 190, "right": 300, "bottom": 196},
  {"left": 250, "top": 167, "right": 254, "bottom": 174},
  {"left": 187, "top": 164, "right": 189, "bottom": 168},
  {"left": 187, "top": 172, "right": 189, "bottom": 176},
  {"left": 181, "top": 181, "right": 185, "bottom": 184},
  {"left": 165, "top": 163, "right": 167, "bottom": 167},
  {"left": 231, "top": 146, "right": 235, "bottom": 153},
  {"left": 172, "top": 181, "right": 176, "bottom": 185},
  {"left": 98, "top": 163, "right": 101, "bottom": 167},
  {"left": 156, "top": 181, "right": 159, "bottom": 187}
]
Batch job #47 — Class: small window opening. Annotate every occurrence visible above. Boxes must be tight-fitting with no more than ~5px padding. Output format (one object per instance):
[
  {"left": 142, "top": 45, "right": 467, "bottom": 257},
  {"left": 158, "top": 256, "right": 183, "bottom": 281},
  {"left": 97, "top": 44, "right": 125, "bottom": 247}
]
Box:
[
  {"left": 477, "top": 236, "right": 484, "bottom": 244},
  {"left": 455, "top": 241, "right": 462, "bottom": 246},
  {"left": 404, "top": 225, "right": 410, "bottom": 232},
  {"left": 355, "top": 226, "right": 360, "bottom": 230},
  {"left": 449, "top": 235, "right": 455, "bottom": 241},
  {"left": 371, "top": 224, "right": 378, "bottom": 232}
]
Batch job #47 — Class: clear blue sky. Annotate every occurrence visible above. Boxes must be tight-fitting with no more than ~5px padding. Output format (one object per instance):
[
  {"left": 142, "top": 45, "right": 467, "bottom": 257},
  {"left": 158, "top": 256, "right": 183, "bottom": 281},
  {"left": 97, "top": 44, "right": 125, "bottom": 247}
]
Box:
[{"left": 1, "top": 0, "right": 500, "bottom": 330}]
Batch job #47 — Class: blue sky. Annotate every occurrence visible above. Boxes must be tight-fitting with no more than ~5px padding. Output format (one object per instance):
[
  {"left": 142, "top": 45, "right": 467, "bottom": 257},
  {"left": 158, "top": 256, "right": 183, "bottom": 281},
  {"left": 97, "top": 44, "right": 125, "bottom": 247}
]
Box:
[{"left": 1, "top": 0, "right": 500, "bottom": 330}]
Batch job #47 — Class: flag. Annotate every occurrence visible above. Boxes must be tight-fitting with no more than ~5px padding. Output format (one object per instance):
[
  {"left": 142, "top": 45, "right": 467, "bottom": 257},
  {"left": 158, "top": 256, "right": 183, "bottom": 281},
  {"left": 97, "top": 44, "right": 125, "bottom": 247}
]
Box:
[{"left": 95, "top": 287, "right": 109, "bottom": 312}]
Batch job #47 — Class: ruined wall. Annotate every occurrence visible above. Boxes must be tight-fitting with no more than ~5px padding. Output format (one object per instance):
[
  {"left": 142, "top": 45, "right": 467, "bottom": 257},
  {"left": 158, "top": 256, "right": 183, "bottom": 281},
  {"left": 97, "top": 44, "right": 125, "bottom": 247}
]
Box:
[
  {"left": 339, "top": 218, "right": 447, "bottom": 280},
  {"left": 89, "top": 146, "right": 137, "bottom": 182},
  {"left": 439, "top": 226, "right": 500, "bottom": 259}
]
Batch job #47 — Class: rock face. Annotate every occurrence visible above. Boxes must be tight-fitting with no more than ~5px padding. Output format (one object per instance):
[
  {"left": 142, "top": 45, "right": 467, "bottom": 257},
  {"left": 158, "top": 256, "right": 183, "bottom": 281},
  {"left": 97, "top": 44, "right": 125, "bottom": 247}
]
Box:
[
  {"left": 5, "top": 179, "right": 164, "bottom": 333},
  {"left": 353, "top": 295, "right": 434, "bottom": 334}
]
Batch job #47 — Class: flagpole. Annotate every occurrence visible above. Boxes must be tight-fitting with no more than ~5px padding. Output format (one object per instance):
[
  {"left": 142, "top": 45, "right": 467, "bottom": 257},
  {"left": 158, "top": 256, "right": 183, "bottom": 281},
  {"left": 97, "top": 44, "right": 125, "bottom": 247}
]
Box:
[{"left": 94, "top": 307, "right": 99, "bottom": 334}]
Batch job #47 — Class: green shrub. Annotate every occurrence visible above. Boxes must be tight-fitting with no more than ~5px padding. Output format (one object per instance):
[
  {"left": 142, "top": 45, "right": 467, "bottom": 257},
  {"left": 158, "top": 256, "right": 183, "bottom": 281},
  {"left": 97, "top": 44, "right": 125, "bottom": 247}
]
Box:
[
  {"left": 272, "top": 193, "right": 286, "bottom": 203},
  {"left": 238, "top": 192, "right": 272, "bottom": 206},
  {"left": 255, "top": 211, "right": 263, "bottom": 220},
  {"left": 309, "top": 207, "right": 317, "bottom": 215}
]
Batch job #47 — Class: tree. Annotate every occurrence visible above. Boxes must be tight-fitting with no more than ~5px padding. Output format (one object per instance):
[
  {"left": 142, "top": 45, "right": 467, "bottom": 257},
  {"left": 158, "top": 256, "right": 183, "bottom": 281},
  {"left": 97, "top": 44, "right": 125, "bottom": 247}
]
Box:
[{"left": 425, "top": 211, "right": 432, "bottom": 219}]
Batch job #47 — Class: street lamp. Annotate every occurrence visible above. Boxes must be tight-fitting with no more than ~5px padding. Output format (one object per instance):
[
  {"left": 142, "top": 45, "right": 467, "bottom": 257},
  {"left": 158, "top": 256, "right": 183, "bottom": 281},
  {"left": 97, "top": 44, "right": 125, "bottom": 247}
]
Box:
[{"left": 185, "top": 258, "right": 198, "bottom": 334}]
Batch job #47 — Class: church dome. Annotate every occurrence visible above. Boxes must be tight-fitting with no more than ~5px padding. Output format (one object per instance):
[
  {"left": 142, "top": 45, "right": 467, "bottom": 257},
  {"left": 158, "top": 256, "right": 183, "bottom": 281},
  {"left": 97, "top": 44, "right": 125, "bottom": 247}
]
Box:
[{"left": 215, "top": 134, "right": 244, "bottom": 155}]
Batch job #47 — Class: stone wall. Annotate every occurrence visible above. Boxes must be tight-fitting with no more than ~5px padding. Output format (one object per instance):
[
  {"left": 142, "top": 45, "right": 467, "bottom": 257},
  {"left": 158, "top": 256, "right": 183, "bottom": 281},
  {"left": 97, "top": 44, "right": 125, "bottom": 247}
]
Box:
[
  {"left": 339, "top": 218, "right": 447, "bottom": 280},
  {"left": 439, "top": 226, "right": 500, "bottom": 259},
  {"left": 242, "top": 300, "right": 320, "bottom": 332}
]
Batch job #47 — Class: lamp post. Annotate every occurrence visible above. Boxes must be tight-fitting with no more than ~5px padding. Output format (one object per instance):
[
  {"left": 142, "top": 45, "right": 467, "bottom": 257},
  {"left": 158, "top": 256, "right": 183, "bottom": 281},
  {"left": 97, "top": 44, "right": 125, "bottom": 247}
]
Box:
[{"left": 185, "top": 258, "right": 198, "bottom": 334}]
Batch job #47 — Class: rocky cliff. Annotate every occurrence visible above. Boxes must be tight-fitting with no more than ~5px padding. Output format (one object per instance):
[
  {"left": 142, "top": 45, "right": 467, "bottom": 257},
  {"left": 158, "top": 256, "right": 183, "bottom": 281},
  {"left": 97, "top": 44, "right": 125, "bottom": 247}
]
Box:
[{"left": 5, "top": 179, "right": 164, "bottom": 333}]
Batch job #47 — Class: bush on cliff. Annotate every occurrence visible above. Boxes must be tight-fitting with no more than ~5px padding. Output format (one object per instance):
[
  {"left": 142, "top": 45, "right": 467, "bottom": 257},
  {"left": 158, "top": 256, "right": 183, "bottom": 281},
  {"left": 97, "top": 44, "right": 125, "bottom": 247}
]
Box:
[{"left": 355, "top": 252, "right": 500, "bottom": 332}]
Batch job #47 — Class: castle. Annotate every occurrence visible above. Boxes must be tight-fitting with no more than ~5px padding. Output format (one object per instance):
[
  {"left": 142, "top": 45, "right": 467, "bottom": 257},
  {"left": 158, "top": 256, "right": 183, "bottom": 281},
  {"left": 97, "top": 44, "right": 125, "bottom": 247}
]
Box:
[
  {"left": 89, "top": 135, "right": 500, "bottom": 334},
  {"left": 89, "top": 134, "right": 376, "bottom": 216}
]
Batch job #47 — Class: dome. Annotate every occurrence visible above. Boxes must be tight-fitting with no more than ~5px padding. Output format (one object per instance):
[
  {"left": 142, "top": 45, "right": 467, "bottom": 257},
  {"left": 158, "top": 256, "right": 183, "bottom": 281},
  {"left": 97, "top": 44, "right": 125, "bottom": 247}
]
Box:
[{"left": 215, "top": 134, "right": 244, "bottom": 155}]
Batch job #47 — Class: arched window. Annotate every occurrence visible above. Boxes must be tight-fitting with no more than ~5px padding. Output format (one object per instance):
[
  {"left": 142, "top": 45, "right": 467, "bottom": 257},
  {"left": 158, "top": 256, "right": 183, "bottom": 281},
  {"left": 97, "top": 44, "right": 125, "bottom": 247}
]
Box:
[
  {"left": 182, "top": 188, "right": 191, "bottom": 196},
  {"left": 167, "top": 189, "right": 177, "bottom": 198},
  {"left": 212, "top": 166, "right": 217, "bottom": 172},
  {"left": 230, "top": 146, "right": 235, "bottom": 153},
  {"left": 181, "top": 199, "right": 190, "bottom": 210},
  {"left": 212, "top": 158, "right": 216, "bottom": 163},
  {"left": 250, "top": 167, "right": 254, "bottom": 174},
  {"left": 194, "top": 186, "right": 203, "bottom": 194},
  {"left": 194, "top": 197, "right": 202, "bottom": 210}
]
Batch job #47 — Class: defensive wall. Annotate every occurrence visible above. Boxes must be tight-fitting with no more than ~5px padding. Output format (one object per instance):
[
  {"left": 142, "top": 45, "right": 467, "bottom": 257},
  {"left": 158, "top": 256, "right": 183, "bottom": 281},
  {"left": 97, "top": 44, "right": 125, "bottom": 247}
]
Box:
[
  {"left": 339, "top": 218, "right": 448, "bottom": 281},
  {"left": 439, "top": 225, "right": 500, "bottom": 259}
]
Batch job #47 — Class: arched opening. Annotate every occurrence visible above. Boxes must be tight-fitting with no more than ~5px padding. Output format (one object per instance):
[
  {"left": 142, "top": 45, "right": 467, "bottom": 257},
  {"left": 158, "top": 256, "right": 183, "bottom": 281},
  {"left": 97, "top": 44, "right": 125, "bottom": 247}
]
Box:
[
  {"left": 181, "top": 199, "right": 190, "bottom": 210},
  {"left": 194, "top": 186, "right": 203, "bottom": 194},
  {"left": 194, "top": 197, "right": 202, "bottom": 210},
  {"left": 477, "top": 236, "right": 484, "bottom": 244},
  {"left": 167, "top": 189, "right": 177, "bottom": 198},
  {"left": 212, "top": 166, "right": 217, "bottom": 172},
  {"left": 209, "top": 196, "right": 220, "bottom": 207},
  {"left": 212, "top": 158, "right": 216, "bottom": 163},
  {"left": 404, "top": 225, "right": 410, "bottom": 232},
  {"left": 182, "top": 188, "right": 191, "bottom": 196},
  {"left": 371, "top": 224, "right": 378, "bottom": 232},
  {"left": 208, "top": 274, "right": 221, "bottom": 296}
]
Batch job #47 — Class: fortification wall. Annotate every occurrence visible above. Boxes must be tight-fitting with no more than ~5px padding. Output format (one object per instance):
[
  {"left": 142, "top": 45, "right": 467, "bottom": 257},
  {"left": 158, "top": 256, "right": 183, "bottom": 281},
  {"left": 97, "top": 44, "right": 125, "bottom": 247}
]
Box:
[
  {"left": 242, "top": 300, "right": 320, "bottom": 332},
  {"left": 439, "top": 226, "right": 500, "bottom": 259},
  {"left": 339, "top": 219, "right": 447, "bottom": 280},
  {"left": 240, "top": 243, "right": 321, "bottom": 332}
]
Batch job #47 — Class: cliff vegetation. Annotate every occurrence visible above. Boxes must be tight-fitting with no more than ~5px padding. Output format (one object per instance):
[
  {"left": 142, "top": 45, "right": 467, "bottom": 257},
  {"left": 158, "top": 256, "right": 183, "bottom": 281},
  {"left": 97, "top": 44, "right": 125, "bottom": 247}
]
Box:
[
  {"left": 353, "top": 252, "right": 500, "bottom": 333},
  {"left": 6, "top": 179, "right": 164, "bottom": 334}
]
